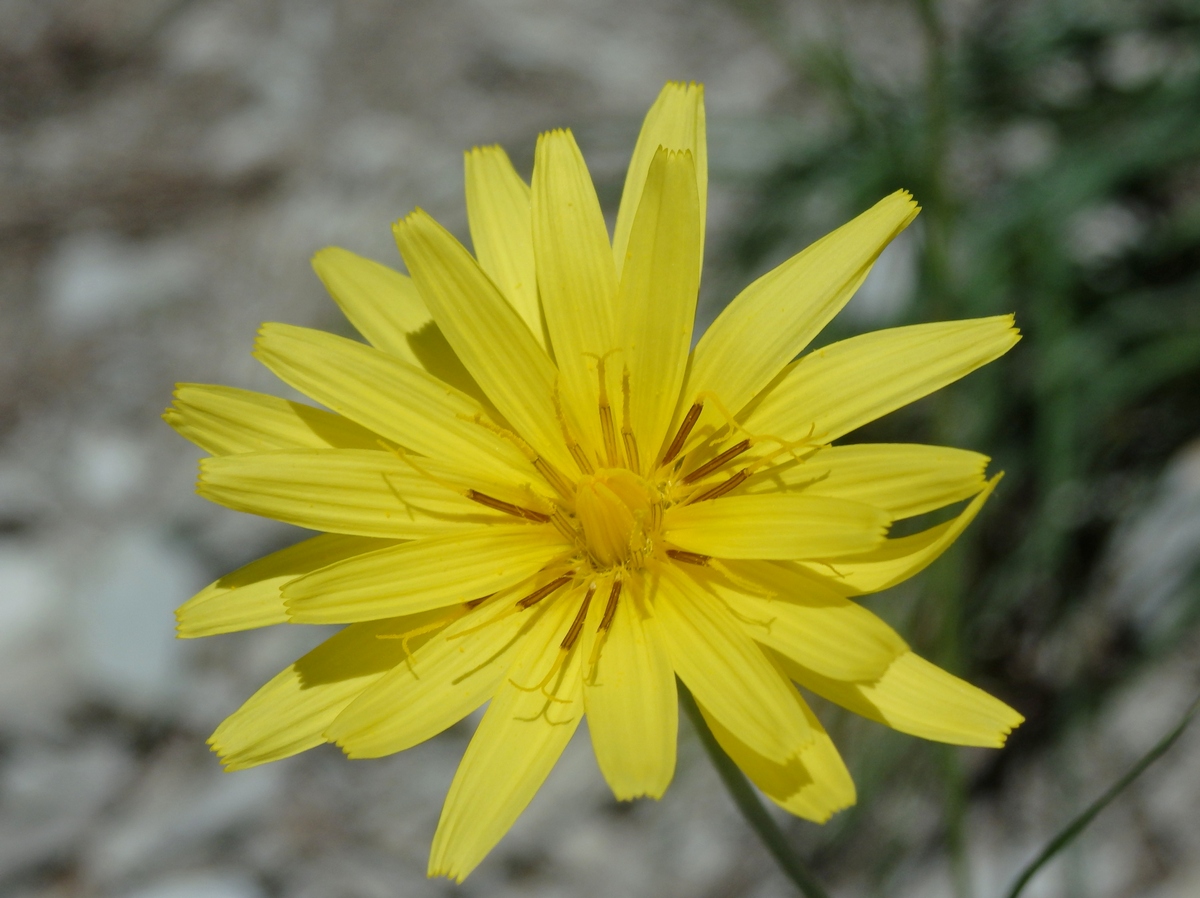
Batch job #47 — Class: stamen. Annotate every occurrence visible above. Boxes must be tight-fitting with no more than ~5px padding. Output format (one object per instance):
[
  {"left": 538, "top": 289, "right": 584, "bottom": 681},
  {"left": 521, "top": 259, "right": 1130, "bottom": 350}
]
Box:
[
  {"left": 667, "top": 548, "right": 711, "bottom": 566},
  {"left": 599, "top": 578, "right": 622, "bottom": 631},
  {"left": 510, "top": 648, "right": 573, "bottom": 702},
  {"left": 375, "top": 608, "right": 469, "bottom": 674},
  {"left": 448, "top": 570, "right": 574, "bottom": 642},
  {"left": 469, "top": 415, "right": 577, "bottom": 503},
  {"left": 661, "top": 401, "right": 703, "bottom": 467},
  {"left": 560, "top": 581, "right": 597, "bottom": 650},
  {"left": 465, "top": 490, "right": 552, "bottom": 523},
  {"left": 554, "top": 385, "right": 594, "bottom": 475},
  {"left": 586, "top": 578, "right": 623, "bottom": 679},
  {"left": 379, "top": 439, "right": 557, "bottom": 523},
  {"left": 693, "top": 390, "right": 754, "bottom": 443},
  {"left": 621, "top": 368, "right": 640, "bottom": 473},
  {"left": 682, "top": 441, "right": 821, "bottom": 506},
  {"left": 375, "top": 441, "right": 462, "bottom": 498},
  {"left": 532, "top": 458, "right": 578, "bottom": 506},
  {"left": 517, "top": 574, "right": 575, "bottom": 609},
  {"left": 685, "top": 468, "right": 750, "bottom": 504},
  {"left": 593, "top": 354, "right": 621, "bottom": 467},
  {"left": 681, "top": 439, "right": 751, "bottom": 485},
  {"left": 550, "top": 509, "right": 581, "bottom": 545}
]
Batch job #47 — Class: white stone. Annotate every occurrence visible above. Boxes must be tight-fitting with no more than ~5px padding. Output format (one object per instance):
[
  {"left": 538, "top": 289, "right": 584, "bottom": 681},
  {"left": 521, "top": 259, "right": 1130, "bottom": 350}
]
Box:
[
  {"left": 0, "top": 542, "right": 62, "bottom": 649},
  {"left": 41, "top": 232, "right": 203, "bottom": 336},
  {"left": 90, "top": 759, "right": 282, "bottom": 884},
  {"left": 69, "top": 429, "right": 148, "bottom": 507},
  {"left": 72, "top": 528, "right": 205, "bottom": 711},
  {"left": 123, "top": 871, "right": 266, "bottom": 898},
  {"left": 0, "top": 738, "right": 136, "bottom": 877}
]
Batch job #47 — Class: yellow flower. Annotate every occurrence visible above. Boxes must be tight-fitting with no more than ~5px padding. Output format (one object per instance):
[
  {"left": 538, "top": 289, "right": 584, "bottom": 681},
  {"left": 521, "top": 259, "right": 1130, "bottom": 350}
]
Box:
[{"left": 166, "top": 82, "right": 1023, "bottom": 881}]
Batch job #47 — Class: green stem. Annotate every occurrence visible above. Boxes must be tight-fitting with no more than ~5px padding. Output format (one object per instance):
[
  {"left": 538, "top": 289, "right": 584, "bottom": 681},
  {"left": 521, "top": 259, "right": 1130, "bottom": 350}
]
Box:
[
  {"left": 679, "top": 683, "right": 833, "bottom": 898},
  {"left": 1004, "top": 695, "right": 1200, "bottom": 898}
]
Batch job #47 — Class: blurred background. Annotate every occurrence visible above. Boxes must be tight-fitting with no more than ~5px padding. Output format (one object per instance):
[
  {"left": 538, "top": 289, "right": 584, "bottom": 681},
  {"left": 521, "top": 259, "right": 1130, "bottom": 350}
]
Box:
[{"left": 1, "top": 0, "right": 1199, "bottom": 896}]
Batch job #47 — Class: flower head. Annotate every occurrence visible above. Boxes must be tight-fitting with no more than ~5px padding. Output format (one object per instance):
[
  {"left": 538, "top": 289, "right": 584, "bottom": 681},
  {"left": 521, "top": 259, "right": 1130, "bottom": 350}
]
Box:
[{"left": 167, "top": 82, "right": 1023, "bottom": 881}]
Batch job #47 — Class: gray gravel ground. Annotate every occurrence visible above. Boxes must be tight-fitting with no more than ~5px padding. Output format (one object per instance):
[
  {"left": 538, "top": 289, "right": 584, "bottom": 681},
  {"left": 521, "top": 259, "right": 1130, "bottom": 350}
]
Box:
[{"left": 2, "top": 2, "right": 1199, "bottom": 897}]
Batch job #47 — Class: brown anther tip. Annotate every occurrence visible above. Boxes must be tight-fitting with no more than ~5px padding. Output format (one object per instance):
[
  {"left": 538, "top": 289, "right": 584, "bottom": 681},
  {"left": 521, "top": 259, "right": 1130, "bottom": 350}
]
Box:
[
  {"left": 598, "top": 579, "right": 622, "bottom": 631},
  {"left": 685, "top": 469, "right": 750, "bottom": 504},
  {"left": 517, "top": 574, "right": 574, "bottom": 609},
  {"left": 681, "top": 439, "right": 751, "bottom": 485},
  {"left": 560, "top": 582, "right": 597, "bottom": 650},
  {"left": 667, "top": 549, "right": 711, "bottom": 566},
  {"left": 465, "top": 489, "right": 552, "bottom": 523},
  {"left": 661, "top": 402, "right": 703, "bottom": 467}
]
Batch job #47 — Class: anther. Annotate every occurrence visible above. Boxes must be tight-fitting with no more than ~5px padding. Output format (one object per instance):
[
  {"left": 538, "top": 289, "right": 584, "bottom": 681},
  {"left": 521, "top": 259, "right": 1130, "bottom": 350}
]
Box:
[
  {"left": 532, "top": 457, "right": 578, "bottom": 506},
  {"left": 682, "top": 441, "right": 811, "bottom": 506},
  {"left": 550, "top": 509, "right": 581, "bottom": 545},
  {"left": 685, "top": 469, "right": 750, "bottom": 504},
  {"left": 593, "top": 354, "right": 621, "bottom": 467},
  {"left": 598, "top": 578, "right": 622, "bottom": 631},
  {"left": 686, "top": 441, "right": 825, "bottom": 504},
  {"left": 620, "top": 368, "right": 640, "bottom": 474},
  {"left": 667, "top": 548, "right": 711, "bottom": 566},
  {"left": 681, "top": 439, "right": 751, "bottom": 485},
  {"left": 560, "top": 582, "right": 597, "bottom": 650},
  {"left": 468, "top": 415, "right": 577, "bottom": 504},
  {"left": 661, "top": 401, "right": 703, "bottom": 467},
  {"left": 586, "top": 578, "right": 624, "bottom": 678},
  {"left": 465, "top": 490, "right": 552, "bottom": 523},
  {"left": 517, "top": 574, "right": 575, "bottom": 609},
  {"left": 554, "top": 385, "right": 594, "bottom": 475}
]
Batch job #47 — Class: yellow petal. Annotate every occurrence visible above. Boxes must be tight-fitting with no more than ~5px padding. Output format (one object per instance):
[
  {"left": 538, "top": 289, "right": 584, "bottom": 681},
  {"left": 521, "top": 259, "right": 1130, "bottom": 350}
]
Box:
[
  {"left": 177, "top": 533, "right": 393, "bottom": 638},
  {"left": 532, "top": 128, "right": 619, "bottom": 455},
  {"left": 664, "top": 494, "right": 889, "bottom": 560},
  {"left": 429, "top": 588, "right": 585, "bottom": 882},
  {"left": 327, "top": 587, "right": 548, "bottom": 758},
  {"left": 697, "top": 669, "right": 855, "bottom": 822},
  {"left": 613, "top": 81, "right": 706, "bottom": 282},
  {"left": 675, "top": 191, "right": 919, "bottom": 453},
  {"left": 709, "top": 560, "right": 907, "bottom": 681},
  {"left": 283, "top": 525, "right": 569, "bottom": 623},
  {"left": 582, "top": 572, "right": 677, "bottom": 800},
  {"left": 197, "top": 448, "right": 503, "bottom": 539},
  {"left": 779, "top": 650, "right": 1024, "bottom": 748},
  {"left": 311, "top": 247, "right": 431, "bottom": 363},
  {"left": 743, "top": 316, "right": 1021, "bottom": 446},
  {"left": 655, "top": 564, "right": 811, "bottom": 763},
  {"left": 615, "top": 147, "right": 701, "bottom": 467},
  {"left": 209, "top": 609, "right": 453, "bottom": 770},
  {"left": 164, "top": 384, "right": 378, "bottom": 456},
  {"left": 310, "top": 247, "right": 493, "bottom": 409},
  {"left": 464, "top": 145, "right": 544, "bottom": 346},
  {"left": 797, "top": 475, "right": 999, "bottom": 594},
  {"left": 254, "top": 323, "right": 531, "bottom": 484},
  {"left": 394, "top": 209, "right": 576, "bottom": 475},
  {"left": 746, "top": 443, "right": 989, "bottom": 519}
]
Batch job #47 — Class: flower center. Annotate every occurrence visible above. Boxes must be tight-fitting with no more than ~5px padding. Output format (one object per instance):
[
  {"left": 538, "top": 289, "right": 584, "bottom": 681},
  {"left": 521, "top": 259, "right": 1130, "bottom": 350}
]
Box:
[{"left": 574, "top": 468, "right": 657, "bottom": 567}]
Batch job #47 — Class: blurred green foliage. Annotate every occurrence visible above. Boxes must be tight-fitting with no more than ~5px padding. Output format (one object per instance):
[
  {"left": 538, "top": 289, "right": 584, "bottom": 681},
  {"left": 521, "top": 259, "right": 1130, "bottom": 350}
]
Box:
[{"left": 721, "top": 0, "right": 1200, "bottom": 890}]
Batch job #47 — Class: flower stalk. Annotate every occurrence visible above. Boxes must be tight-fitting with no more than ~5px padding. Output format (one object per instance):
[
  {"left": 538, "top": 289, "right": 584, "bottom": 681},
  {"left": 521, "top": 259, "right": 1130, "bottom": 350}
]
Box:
[{"left": 680, "top": 682, "right": 833, "bottom": 898}]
